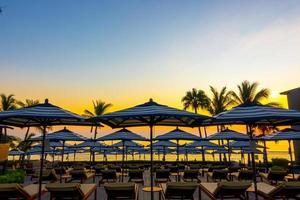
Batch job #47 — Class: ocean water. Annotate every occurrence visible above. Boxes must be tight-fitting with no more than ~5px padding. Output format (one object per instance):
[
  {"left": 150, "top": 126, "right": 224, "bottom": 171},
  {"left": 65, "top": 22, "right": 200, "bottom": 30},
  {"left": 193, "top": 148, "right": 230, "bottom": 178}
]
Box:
[{"left": 12, "top": 150, "right": 292, "bottom": 164}]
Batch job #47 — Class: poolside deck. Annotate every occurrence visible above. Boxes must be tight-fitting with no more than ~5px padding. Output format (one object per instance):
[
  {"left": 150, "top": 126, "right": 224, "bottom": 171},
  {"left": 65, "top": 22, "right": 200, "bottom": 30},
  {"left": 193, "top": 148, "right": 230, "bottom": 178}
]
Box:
[{"left": 25, "top": 170, "right": 262, "bottom": 200}]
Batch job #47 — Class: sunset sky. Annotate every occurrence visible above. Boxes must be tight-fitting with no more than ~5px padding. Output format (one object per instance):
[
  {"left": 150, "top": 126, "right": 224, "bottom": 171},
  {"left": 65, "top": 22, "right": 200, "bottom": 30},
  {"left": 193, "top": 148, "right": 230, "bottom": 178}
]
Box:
[{"left": 1, "top": 1, "right": 299, "bottom": 140}]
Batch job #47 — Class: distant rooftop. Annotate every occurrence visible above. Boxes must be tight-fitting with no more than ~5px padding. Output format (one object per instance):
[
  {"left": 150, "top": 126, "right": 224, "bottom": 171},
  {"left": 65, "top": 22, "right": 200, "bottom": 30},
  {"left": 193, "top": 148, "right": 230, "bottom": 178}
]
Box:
[{"left": 281, "top": 87, "right": 300, "bottom": 95}]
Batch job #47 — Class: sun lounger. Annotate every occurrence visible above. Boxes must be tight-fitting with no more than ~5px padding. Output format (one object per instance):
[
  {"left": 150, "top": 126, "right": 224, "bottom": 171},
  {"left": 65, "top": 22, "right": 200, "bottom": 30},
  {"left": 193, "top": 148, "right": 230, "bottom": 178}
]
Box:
[
  {"left": 160, "top": 182, "right": 198, "bottom": 200},
  {"left": 104, "top": 182, "right": 138, "bottom": 200},
  {"left": 182, "top": 169, "right": 201, "bottom": 183},
  {"left": 46, "top": 182, "right": 97, "bottom": 200},
  {"left": 99, "top": 170, "right": 117, "bottom": 185},
  {"left": 260, "top": 170, "right": 287, "bottom": 184},
  {"left": 253, "top": 182, "right": 300, "bottom": 199},
  {"left": 231, "top": 170, "right": 254, "bottom": 181},
  {"left": 207, "top": 169, "right": 229, "bottom": 182},
  {"left": 199, "top": 181, "right": 252, "bottom": 200},
  {"left": 31, "top": 169, "right": 59, "bottom": 183},
  {"left": 0, "top": 183, "right": 46, "bottom": 200},
  {"left": 128, "top": 169, "right": 144, "bottom": 185},
  {"left": 155, "top": 169, "right": 171, "bottom": 184},
  {"left": 69, "top": 169, "right": 95, "bottom": 183}
]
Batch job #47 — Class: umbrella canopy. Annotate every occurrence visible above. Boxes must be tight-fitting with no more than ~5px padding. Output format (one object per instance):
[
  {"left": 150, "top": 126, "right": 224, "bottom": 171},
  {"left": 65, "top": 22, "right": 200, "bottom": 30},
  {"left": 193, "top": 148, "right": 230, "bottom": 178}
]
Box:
[
  {"left": 262, "top": 128, "right": 300, "bottom": 140},
  {"left": 155, "top": 128, "right": 201, "bottom": 141},
  {"left": 75, "top": 139, "right": 107, "bottom": 148},
  {"left": 9, "top": 149, "right": 24, "bottom": 156},
  {"left": 229, "top": 141, "right": 264, "bottom": 149},
  {"left": 207, "top": 129, "right": 249, "bottom": 141},
  {"left": 25, "top": 147, "right": 55, "bottom": 155},
  {"left": 241, "top": 148, "right": 263, "bottom": 154},
  {"left": 0, "top": 99, "right": 93, "bottom": 200},
  {"left": 91, "top": 99, "right": 209, "bottom": 200},
  {"left": 97, "top": 128, "right": 148, "bottom": 141},
  {"left": 202, "top": 103, "right": 300, "bottom": 200},
  {"left": 33, "top": 141, "right": 69, "bottom": 148},
  {"left": 111, "top": 140, "right": 142, "bottom": 148},
  {"left": 152, "top": 140, "right": 177, "bottom": 148},
  {"left": 0, "top": 99, "right": 94, "bottom": 127},
  {"left": 0, "top": 125, "right": 13, "bottom": 129},
  {"left": 92, "top": 99, "right": 209, "bottom": 128},
  {"left": 186, "top": 140, "right": 219, "bottom": 148},
  {"left": 31, "top": 127, "right": 88, "bottom": 142},
  {"left": 208, "top": 103, "right": 300, "bottom": 125}
]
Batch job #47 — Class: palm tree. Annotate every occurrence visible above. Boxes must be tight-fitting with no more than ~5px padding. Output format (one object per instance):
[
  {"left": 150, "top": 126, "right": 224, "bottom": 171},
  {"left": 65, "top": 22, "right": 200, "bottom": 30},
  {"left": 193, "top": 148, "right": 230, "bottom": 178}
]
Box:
[
  {"left": 17, "top": 99, "right": 39, "bottom": 108},
  {"left": 17, "top": 133, "right": 36, "bottom": 163},
  {"left": 182, "top": 88, "right": 210, "bottom": 137},
  {"left": 206, "top": 86, "right": 234, "bottom": 116},
  {"left": 230, "top": 80, "right": 279, "bottom": 106},
  {"left": 83, "top": 100, "right": 112, "bottom": 139},
  {"left": 0, "top": 94, "right": 17, "bottom": 111}
]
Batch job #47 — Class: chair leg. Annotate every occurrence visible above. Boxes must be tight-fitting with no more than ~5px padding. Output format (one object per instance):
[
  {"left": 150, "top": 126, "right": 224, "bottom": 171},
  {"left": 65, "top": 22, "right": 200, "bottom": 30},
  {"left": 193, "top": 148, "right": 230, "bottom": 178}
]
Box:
[{"left": 94, "top": 188, "right": 97, "bottom": 200}]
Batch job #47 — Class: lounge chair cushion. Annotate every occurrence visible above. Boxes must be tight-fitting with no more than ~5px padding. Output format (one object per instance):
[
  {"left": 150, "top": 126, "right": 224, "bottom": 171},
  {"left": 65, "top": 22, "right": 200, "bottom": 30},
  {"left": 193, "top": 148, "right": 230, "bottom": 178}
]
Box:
[
  {"left": 0, "top": 183, "right": 22, "bottom": 192},
  {"left": 214, "top": 182, "right": 251, "bottom": 195},
  {"left": 269, "top": 181, "right": 300, "bottom": 196},
  {"left": 78, "top": 184, "right": 97, "bottom": 197},
  {"left": 46, "top": 183, "right": 84, "bottom": 197},
  {"left": 166, "top": 182, "right": 198, "bottom": 190},
  {"left": 104, "top": 183, "right": 135, "bottom": 191}
]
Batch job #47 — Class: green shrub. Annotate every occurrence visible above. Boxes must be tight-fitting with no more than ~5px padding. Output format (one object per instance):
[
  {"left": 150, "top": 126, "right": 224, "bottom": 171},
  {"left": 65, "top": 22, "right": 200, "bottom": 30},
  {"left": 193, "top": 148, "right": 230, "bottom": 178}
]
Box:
[
  {"left": 272, "top": 158, "right": 289, "bottom": 169},
  {"left": 0, "top": 169, "right": 25, "bottom": 183}
]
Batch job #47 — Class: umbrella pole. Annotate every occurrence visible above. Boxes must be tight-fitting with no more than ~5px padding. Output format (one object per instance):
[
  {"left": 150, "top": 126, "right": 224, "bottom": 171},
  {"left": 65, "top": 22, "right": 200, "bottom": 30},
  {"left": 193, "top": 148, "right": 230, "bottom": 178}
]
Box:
[
  {"left": 288, "top": 140, "right": 295, "bottom": 179},
  {"left": 201, "top": 146, "right": 205, "bottom": 162},
  {"left": 263, "top": 140, "right": 268, "bottom": 170},
  {"left": 38, "top": 125, "right": 47, "bottom": 200},
  {"left": 247, "top": 125, "right": 258, "bottom": 200},
  {"left": 150, "top": 124, "right": 154, "bottom": 200},
  {"left": 60, "top": 141, "right": 65, "bottom": 183},
  {"left": 176, "top": 139, "right": 179, "bottom": 182},
  {"left": 227, "top": 139, "right": 231, "bottom": 164},
  {"left": 122, "top": 140, "right": 125, "bottom": 182}
]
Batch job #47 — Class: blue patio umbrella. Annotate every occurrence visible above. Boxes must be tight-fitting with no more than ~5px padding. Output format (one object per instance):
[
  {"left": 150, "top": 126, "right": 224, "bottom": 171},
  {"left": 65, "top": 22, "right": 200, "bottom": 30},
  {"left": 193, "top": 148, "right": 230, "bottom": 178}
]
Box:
[
  {"left": 202, "top": 103, "right": 300, "bottom": 200},
  {"left": 9, "top": 149, "right": 24, "bottom": 161},
  {"left": 0, "top": 99, "right": 94, "bottom": 199},
  {"left": 155, "top": 128, "right": 201, "bottom": 162},
  {"left": 186, "top": 140, "right": 219, "bottom": 161},
  {"left": 152, "top": 140, "right": 177, "bottom": 161},
  {"left": 262, "top": 128, "right": 300, "bottom": 177},
  {"left": 31, "top": 127, "right": 88, "bottom": 182},
  {"left": 91, "top": 98, "right": 209, "bottom": 200},
  {"left": 74, "top": 139, "right": 108, "bottom": 164},
  {"left": 98, "top": 129, "right": 147, "bottom": 181},
  {"left": 207, "top": 129, "right": 249, "bottom": 163}
]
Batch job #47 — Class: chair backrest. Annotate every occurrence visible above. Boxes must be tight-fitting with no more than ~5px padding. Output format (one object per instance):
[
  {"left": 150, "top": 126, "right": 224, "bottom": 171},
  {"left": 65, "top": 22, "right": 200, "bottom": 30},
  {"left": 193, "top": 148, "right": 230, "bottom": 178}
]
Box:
[
  {"left": 238, "top": 170, "right": 254, "bottom": 180},
  {"left": 104, "top": 183, "right": 136, "bottom": 199},
  {"left": 156, "top": 169, "right": 170, "bottom": 179},
  {"left": 165, "top": 182, "right": 197, "bottom": 199},
  {"left": 128, "top": 169, "right": 143, "bottom": 179},
  {"left": 46, "top": 183, "right": 83, "bottom": 199},
  {"left": 269, "top": 182, "right": 300, "bottom": 198},
  {"left": 0, "top": 183, "right": 30, "bottom": 199},
  {"left": 212, "top": 169, "right": 228, "bottom": 180},
  {"left": 214, "top": 182, "right": 251, "bottom": 198},
  {"left": 102, "top": 170, "right": 117, "bottom": 180},
  {"left": 268, "top": 170, "right": 287, "bottom": 181},
  {"left": 183, "top": 169, "right": 199, "bottom": 179}
]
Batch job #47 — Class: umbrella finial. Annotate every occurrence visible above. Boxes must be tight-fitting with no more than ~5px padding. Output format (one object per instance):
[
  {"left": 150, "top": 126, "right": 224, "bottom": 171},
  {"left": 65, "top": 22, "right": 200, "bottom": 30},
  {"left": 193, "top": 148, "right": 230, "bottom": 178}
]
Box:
[
  {"left": 149, "top": 98, "right": 153, "bottom": 102},
  {"left": 45, "top": 99, "right": 49, "bottom": 104}
]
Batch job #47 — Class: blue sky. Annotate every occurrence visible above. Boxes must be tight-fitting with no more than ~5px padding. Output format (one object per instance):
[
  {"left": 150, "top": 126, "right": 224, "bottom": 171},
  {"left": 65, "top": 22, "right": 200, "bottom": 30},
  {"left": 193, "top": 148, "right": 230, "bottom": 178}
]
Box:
[{"left": 0, "top": 0, "right": 300, "bottom": 115}]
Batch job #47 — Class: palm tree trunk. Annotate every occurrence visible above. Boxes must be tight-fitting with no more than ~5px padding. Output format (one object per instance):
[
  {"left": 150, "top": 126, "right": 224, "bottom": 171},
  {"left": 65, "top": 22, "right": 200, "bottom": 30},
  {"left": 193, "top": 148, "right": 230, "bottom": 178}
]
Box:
[{"left": 194, "top": 109, "right": 203, "bottom": 138}]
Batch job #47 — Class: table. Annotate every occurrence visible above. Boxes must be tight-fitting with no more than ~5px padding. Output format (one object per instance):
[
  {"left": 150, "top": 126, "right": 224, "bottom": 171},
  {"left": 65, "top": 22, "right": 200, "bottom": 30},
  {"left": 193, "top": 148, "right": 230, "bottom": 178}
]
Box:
[{"left": 143, "top": 186, "right": 163, "bottom": 200}]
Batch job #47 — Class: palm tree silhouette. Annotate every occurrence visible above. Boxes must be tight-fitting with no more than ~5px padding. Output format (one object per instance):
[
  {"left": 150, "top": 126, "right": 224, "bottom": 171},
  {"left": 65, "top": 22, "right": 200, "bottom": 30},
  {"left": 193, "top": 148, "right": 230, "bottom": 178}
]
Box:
[
  {"left": 230, "top": 80, "right": 279, "bottom": 106},
  {"left": 83, "top": 100, "right": 112, "bottom": 139},
  {"left": 182, "top": 88, "right": 209, "bottom": 137},
  {"left": 206, "top": 86, "right": 234, "bottom": 116},
  {"left": 0, "top": 94, "right": 17, "bottom": 111},
  {"left": 17, "top": 99, "right": 40, "bottom": 108}
]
